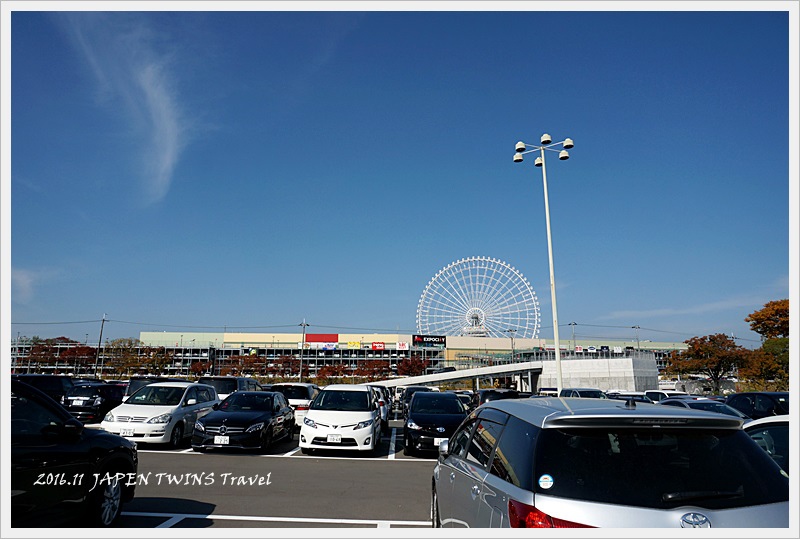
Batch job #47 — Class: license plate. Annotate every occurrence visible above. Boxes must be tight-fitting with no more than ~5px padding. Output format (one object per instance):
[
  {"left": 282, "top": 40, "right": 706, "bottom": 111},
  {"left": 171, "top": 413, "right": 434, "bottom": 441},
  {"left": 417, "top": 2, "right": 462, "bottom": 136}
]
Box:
[
  {"left": 121, "top": 428, "right": 135, "bottom": 437},
  {"left": 74, "top": 399, "right": 87, "bottom": 406},
  {"left": 214, "top": 436, "right": 229, "bottom": 445},
  {"left": 434, "top": 437, "right": 447, "bottom": 446},
  {"left": 327, "top": 434, "right": 342, "bottom": 443}
]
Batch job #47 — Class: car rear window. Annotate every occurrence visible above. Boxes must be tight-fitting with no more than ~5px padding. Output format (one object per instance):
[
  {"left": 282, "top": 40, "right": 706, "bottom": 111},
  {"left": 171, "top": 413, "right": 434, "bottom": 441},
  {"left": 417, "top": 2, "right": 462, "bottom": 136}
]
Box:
[
  {"left": 68, "top": 385, "right": 103, "bottom": 398},
  {"left": 532, "top": 427, "right": 789, "bottom": 509},
  {"left": 203, "top": 379, "right": 238, "bottom": 395},
  {"left": 274, "top": 386, "right": 311, "bottom": 400}
]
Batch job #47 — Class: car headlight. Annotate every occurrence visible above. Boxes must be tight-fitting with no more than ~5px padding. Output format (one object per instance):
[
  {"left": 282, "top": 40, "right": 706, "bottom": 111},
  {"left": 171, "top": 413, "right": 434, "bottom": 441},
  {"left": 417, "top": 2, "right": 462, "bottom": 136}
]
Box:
[
  {"left": 355, "top": 418, "right": 374, "bottom": 430},
  {"left": 303, "top": 417, "right": 316, "bottom": 429},
  {"left": 103, "top": 412, "right": 115, "bottom": 422},
  {"left": 147, "top": 413, "right": 172, "bottom": 424},
  {"left": 194, "top": 421, "right": 205, "bottom": 433},
  {"left": 406, "top": 418, "right": 422, "bottom": 430},
  {"left": 245, "top": 422, "right": 265, "bottom": 433}
]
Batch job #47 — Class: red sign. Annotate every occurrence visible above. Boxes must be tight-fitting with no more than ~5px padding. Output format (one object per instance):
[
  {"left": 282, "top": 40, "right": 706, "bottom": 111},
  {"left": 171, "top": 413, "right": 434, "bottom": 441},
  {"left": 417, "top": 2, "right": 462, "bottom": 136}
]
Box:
[{"left": 372, "top": 342, "right": 385, "bottom": 350}]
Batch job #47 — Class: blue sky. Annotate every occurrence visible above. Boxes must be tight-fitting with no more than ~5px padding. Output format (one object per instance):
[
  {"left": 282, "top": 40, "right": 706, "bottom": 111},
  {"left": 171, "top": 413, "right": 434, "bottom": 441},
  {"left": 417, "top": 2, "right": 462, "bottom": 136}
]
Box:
[{"left": 4, "top": 5, "right": 795, "bottom": 348}]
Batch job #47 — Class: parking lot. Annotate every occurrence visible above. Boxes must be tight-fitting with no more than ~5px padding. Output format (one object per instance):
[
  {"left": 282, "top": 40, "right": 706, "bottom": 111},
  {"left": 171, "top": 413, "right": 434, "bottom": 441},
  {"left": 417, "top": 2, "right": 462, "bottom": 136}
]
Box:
[{"left": 111, "top": 415, "right": 435, "bottom": 528}]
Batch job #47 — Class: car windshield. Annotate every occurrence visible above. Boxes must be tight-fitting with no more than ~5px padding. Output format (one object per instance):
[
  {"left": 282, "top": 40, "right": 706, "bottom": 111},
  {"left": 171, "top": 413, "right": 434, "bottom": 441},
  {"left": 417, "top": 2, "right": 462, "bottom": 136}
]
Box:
[
  {"left": 203, "top": 379, "right": 238, "bottom": 394},
  {"left": 577, "top": 390, "right": 607, "bottom": 399},
  {"left": 311, "top": 390, "right": 370, "bottom": 411},
  {"left": 219, "top": 393, "right": 272, "bottom": 412},
  {"left": 411, "top": 396, "right": 465, "bottom": 414},
  {"left": 68, "top": 386, "right": 103, "bottom": 398},
  {"left": 274, "top": 386, "right": 311, "bottom": 400},
  {"left": 127, "top": 386, "right": 185, "bottom": 406},
  {"left": 533, "top": 427, "right": 788, "bottom": 509}
]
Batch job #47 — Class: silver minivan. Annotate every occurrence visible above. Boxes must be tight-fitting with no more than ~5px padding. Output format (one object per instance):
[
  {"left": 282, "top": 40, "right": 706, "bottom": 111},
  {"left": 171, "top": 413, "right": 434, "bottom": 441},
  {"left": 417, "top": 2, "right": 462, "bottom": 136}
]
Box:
[{"left": 432, "top": 397, "right": 789, "bottom": 528}]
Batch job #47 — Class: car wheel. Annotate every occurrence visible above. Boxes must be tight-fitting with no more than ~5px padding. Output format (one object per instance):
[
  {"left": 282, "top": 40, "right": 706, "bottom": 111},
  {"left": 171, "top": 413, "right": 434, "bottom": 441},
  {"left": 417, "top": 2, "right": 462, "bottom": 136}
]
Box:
[
  {"left": 192, "top": 446, "right": 206, "bottom": 453},
  {"left": 260, "top": 428, "right": 274, "bottom": 452},
  {"left": 89, "top": 465, "right": 126, "bottom": 526},
  {"left": 169, "top": 423, "right": 184, "bottom": 449},
  {"left": 431, "top": 487, "right": 441, "bottom": 528}
]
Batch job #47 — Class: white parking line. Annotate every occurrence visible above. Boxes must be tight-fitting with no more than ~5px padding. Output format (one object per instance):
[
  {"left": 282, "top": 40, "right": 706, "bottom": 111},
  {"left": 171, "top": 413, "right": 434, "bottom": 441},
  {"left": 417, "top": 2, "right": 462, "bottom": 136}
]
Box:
[
  {"left": 124, "top": 511, "right": 430, "bottom": 528},
  {"left": 388, "top": 428, "right": 397, "bottom": 460}
]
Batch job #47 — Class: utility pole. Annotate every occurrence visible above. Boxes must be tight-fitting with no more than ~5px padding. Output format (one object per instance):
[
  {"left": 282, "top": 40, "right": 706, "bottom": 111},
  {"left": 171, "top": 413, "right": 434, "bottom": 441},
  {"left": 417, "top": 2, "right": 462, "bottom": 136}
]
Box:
[{"left": 95, "top": 313, "right": 106, "bottom": 376}]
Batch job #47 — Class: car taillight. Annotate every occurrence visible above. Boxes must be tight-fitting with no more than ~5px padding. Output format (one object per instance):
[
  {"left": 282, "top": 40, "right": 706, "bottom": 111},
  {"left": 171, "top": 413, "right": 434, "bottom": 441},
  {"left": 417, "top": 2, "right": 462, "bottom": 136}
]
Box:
[
  {"left": 508, "top": 500, "right": 592, "bottom": 528},
  {"left": 296, "top": 405, "right": 309, "bottom": 411}
]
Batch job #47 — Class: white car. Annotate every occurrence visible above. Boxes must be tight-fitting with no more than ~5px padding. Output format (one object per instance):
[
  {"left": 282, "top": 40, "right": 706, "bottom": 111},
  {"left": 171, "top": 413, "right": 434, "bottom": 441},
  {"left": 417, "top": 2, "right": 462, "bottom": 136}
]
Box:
[
  {"left": 744, "top": 415, "right": 790, "bottom": 475},
  {"left": 101, "top": 381, "right": 219, "bottom": 447},
  {"left": 271, "top": 382, "right": 321, "bottom": 430},
  {"left": 299, "top": 384, "right": 381, "bottom": 454}
]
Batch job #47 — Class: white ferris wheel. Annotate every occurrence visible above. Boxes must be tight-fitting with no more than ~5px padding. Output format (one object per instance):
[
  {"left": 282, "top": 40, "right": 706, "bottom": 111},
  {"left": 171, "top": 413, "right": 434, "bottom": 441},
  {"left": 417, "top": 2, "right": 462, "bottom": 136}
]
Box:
[{"left": 416, "top": 256, "right": 541, "bottom": 339}]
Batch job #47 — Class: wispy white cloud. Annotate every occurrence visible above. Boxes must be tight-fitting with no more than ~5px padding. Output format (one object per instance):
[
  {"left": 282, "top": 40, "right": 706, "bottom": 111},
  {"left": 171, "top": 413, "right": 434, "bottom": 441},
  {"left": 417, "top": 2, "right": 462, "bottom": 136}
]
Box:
[
  {"left": 11, "top": 267, "right": 58, "bottom": 304},
  {"left": 60, "top": 13, "right": 189, "bottom": 205},
  {"left": 601, "top": 296, "right": 768, "bottom": 320}
]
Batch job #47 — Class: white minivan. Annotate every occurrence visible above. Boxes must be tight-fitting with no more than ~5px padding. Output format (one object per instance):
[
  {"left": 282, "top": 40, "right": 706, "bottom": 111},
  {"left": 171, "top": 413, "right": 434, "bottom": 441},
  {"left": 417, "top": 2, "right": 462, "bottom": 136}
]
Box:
[
  {"left": 299, "top": 384, "right": 381, "bottom": 455},
  {"left": 101, "top": 381, "right": 219, "bottom": 448}
]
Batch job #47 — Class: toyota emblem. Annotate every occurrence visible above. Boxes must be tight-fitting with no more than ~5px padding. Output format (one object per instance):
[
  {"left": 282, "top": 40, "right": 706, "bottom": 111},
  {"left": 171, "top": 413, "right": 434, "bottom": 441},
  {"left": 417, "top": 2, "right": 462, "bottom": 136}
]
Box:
[{"left": 680, "top": 513, "right": 711, "bottom": 528}]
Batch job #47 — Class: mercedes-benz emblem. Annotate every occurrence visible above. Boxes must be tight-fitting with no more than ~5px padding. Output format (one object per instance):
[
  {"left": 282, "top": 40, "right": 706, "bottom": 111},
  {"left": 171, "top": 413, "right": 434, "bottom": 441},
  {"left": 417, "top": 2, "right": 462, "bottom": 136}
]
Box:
[
  {"left": 219, "top": 425, "right": 227, "bottom": 435},
  {"left": 680, "top": 513, "right": 711, "bottom": 528}
]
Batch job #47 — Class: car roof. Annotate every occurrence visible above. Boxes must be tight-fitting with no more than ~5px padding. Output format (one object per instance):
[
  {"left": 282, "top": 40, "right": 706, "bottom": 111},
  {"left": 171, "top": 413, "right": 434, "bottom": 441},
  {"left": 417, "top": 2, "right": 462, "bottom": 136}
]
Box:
[
  {"left": 743, "top": 415, "right": 790, "bottom": 430},
  {"left": 145, "top": 381, "right": 201, "bottom": 388},
  {"left": 271, "top": 382, "right": 318, "bottom": 387},
  {"left": 322, "top": 384, "right": 370, "bottom": 392},
  {"left": 482, "top": 397, "right": 745, "bottom": 429}
]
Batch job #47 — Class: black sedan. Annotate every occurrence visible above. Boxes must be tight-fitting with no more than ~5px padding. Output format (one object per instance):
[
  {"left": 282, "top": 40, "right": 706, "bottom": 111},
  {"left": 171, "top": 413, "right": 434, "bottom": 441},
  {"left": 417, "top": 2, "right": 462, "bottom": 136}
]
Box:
[
  {"left": 11, "top": 379, "right": 138, "bottom": 527},
  {"left": 191, "top": 391, "right": 294, "bottom": 452},
  {"left": 404, "top": 391, "right": 468, "bottom": 457}
]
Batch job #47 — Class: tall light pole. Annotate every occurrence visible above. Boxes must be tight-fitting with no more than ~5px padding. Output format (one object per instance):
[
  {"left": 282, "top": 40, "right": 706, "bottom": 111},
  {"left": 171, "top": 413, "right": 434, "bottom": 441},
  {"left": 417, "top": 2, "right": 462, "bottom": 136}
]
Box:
[
  {"left": 505, "top": 328, "right": 516, "bottom": 362},
  {"left": 632, "top": 325, "right": 641, "bottom": 350},
  {"left": 515, "top": 134, "right": 573, "bottom": 393},
  {"left": 299, "top": 319, "right": 309, "bottom": 383},
  {"left": 569, "top": 322, "right": 577, "bottom": 352}
]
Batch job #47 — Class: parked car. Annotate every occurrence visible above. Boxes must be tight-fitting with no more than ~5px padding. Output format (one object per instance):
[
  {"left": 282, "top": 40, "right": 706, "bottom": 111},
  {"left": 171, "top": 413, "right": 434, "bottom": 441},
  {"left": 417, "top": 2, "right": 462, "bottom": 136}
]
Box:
[
  {"left": 606, "top": 391, "right": 654, "bottom": 404},
  {"left": 644, "top": 389, "right": 689, "bottom": 402},
  {"left": 11, "top": 374, "right": 75, "bottom": 404},
  {"left": 558, "top": 387, "right": 608, "bottom": 399},
  {"left": 404, "top": 391, "right": 468, "bottom": 456},
  {"left": 11, "top": 379, "right": 138, "bottom": 527},
  {"left": 470, "top": 388, "right": 520, "bottom": 410},
  {"left": 271, "top": 382, "right": 321, "bottom": 430},
  {"left": 299, "top": 384, "right": 381, "bottom": 455},
  {"left": 122, "top": 375, "right": 189, "bottom": 401},
  {"left": 725, "top": 392, "right": 789, "bottom": 420},
  {"left": 197, "top": 375, "right": 263, "bottom": 400},
  {"left": 364, "top": 384, "right": 391, "bottom": 434},
  {"left": 658, "top": 396, "right": 752, "bottom": 422},
  {"left": 431, "top": 397, "right": 789, "bottom": 528},
  {"left": 64, "top": 382, "right": 125, "bottom": 424},
  {"left": 744, "top": 415, "right": 790, "bottom": 475},
  {"left": 192, "top": 391, "right": 294, "bottom": 452},
  {"left": 101, "top": 381, "right": 219, "bottom": 447},
  {"left": 402, "top": 385, "right": 435, "bottom": 417}
]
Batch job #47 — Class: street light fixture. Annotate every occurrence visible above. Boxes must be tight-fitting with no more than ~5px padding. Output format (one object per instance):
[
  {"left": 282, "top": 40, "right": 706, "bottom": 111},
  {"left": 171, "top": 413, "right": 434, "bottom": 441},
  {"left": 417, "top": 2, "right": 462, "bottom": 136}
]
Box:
[{"left": 515, "top": 134, "right": 573, "bottom": 393}]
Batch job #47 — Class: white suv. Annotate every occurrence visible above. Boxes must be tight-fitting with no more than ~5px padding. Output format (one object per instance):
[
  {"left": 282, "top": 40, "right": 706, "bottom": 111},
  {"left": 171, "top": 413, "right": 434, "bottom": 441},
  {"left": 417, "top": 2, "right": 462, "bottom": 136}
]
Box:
[
  {"left": 101, "top": 382, "right": 219, "bottom": 447},
  {"left": 299, "top": 384, "right": 381, "bottom": 454}
]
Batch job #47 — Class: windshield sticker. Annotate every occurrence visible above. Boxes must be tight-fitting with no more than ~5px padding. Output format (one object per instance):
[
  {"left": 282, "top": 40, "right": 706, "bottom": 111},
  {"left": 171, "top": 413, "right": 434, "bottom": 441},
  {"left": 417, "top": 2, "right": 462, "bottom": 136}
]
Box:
[{"left": 538, "top": 474, "right": 554, "bottom": 489}]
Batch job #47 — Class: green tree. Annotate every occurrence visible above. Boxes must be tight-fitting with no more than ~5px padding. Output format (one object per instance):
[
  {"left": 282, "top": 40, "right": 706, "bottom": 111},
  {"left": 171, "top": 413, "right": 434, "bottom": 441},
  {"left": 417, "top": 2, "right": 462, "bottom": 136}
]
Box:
[{"left": 665, "top": 334, "right": 748, "bottom": 394}]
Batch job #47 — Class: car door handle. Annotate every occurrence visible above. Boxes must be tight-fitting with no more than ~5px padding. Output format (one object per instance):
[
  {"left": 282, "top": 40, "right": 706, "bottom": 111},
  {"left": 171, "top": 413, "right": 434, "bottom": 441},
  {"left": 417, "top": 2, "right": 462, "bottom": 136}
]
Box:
[
  {"left": 471, "top": 484, "right": 481, "bottom": 499},
  {"left": 449, "top": 472, "right": 455, "bottom": 484}
]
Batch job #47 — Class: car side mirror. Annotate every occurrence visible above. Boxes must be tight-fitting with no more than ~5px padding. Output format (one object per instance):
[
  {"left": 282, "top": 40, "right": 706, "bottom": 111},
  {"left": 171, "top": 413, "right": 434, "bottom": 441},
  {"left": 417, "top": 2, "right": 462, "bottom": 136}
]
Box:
[
  {"left": 185, "top": 398, "right": 197, "bottom": 406},
  {"left": 212, "top": 403, "right": 219, "bottom": 410},
  {"left": 438, "top": 439, "right": 450, "bottom": 457}
]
